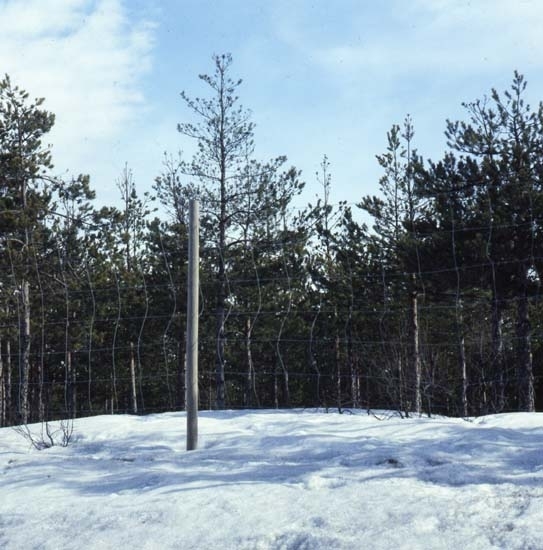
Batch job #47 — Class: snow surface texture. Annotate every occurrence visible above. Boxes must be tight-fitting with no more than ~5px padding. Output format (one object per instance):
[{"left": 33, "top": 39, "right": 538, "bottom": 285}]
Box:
[{"left": 1, "top": 410, "right": 543, "bottom": 550}]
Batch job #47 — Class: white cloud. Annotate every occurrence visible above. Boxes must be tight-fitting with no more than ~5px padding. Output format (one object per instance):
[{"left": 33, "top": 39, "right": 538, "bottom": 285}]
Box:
[
  {"left": 274, "top": 1, "right": 543, "bottom": 80},
  {"left": 0, "top": 0, "right": 155, "bottom": 179},
  {"left": 0, "top": 0, "right": 88, "bottom": 37}
]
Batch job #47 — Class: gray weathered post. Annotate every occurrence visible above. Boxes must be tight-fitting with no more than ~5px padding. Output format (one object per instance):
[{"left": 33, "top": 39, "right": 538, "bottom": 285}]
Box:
[{"left": 186, "top": 199, "right": 199, "bottom": 450}]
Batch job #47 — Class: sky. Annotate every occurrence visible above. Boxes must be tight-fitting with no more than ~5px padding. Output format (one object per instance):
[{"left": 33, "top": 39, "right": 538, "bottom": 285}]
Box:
[{"left": 1, "top": 0, "right": 543, "bottom": 215}]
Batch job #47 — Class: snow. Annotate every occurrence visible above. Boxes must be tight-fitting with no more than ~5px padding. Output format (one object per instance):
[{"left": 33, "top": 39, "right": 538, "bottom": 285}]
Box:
[{"left": 2, "top": 410, "right": 543, "bottom": 549}]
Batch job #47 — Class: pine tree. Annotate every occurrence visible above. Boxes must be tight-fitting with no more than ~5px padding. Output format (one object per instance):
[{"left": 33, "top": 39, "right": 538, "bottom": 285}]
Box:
[
  {"left": 156, "top": 54, "right": 305, "bottom": 409},
  {"left": 0, "top": 75, "right": 54, "bottom": 424},
  {"left": 359, "top": 117, "right": 426, "bottom": 415},
  {"left": 439, "top": 73, "right": 543, "bottom": 412}
]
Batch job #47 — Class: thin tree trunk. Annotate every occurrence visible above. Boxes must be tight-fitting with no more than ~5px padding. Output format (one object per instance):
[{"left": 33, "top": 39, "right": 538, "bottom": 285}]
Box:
[
  {"left": 491, "top": 294, "right": 505, "bottom": 412},
  {"left": 215, "top": 210, "right": 226, "bottom": 409},
  {"left": 6, "top": 340, "right": 12, "bottom": 424},
  {"left": 398, "top": 353, "right": 405, "bottom": 415},
  {"left": 410, "top": 276, "right": 421, "bottom": 415},
  {"left": 517, "top": 267, "right": 534, "bottom": 412},
  {"left": 38, "top": 341, "right": 44, "bottom": 422},
  {"left": 245, "top": 317, "right": 259, "bottom": 408},
  {"left": 332, "top": 302, "right": 341, "bottom": 412},
  {"left": 37, "top": 279, "right": 45, "bottom": 423},
  {"left": 276, "top": 246, "right": 291, "bottom": 408},
  {"left": 216, "top": 296, "right": 226, "bottom": 409},
  {"left": 274, "top": 361, "right": 279, "bottom": 409},
  {"left": 87, "top": 265, "right": 96, "bottom": 415},
  {"left": 130, "top": 342, "right": 138, "bottom": 414},
  {"left": 335, "top": 331, "right": 341, "bottom": 412},
  {"left": 346, "top": 280, "right": 359, "bottom": 409},
  {"left": 215, "top": 85, "right": 228, "bottom": 411},
  {"left": 352, "top": 372, "right": 360, "bottom": 409},
  {"left": 309, "top": 308, "right": 321, "bottom": 406},
  {"left": 347, "top": 317, "right": 359, "bottom": 408},
  {"left": 66, "top": 350, "right": 76, "bottom": 418},
  {"left": 457, "top": 299, "right": 468, "bottom": 417},
  {"left": 283, "top": 370, "right": 290, "bottom": 407},
  {"left": 64, "top": 287, "right": 74, "bottom": 418},
  {"left": 20, "top": 279, "right": 31, "bottom": 424},
  {"left": 72, "top": 351, "right": 77, "bottom": 418},
  {"left": 460, "top": 331, "right": 468, "bottom": 417},
  {"left": 0, "top": 338, "right": 4, "bottom": 427}
]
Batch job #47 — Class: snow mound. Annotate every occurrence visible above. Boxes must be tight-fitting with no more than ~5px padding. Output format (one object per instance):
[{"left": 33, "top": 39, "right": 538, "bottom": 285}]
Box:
[{"left": 2, "top": 410, "right": 543, "bottom": 549}]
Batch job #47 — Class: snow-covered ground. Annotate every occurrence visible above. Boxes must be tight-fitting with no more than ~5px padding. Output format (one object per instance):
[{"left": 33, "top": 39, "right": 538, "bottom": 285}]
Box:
[{"left": 1, "top": 409, "right": 543, "bottom": 550}]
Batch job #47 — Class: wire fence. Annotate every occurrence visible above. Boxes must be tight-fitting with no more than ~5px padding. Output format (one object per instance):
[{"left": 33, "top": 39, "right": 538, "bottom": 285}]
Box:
[{"left": 0, "top": 211, "right": 542, "bottom": 428}]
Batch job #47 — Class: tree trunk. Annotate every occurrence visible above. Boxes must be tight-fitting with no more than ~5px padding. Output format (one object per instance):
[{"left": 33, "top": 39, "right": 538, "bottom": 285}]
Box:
[
  {"left": 215, "top": 201, "right": 226, "bottom": 409},
  {"left": 491, "top": 295, "right": 505, "bottom": 412},
  {"left": 20, "top": 279, "right": 31, "bottom": 424},
  {"left": 38, "top": 295, "right": 45, "bottom": 423},
  {"left": 459, "top": 331, "right": 468, "bottom": 417},
  {"left": 245, "top": 317, "right": 259, "bottom": 408},
  {"left": 347, "top": 316, "right": 360, "bottom": 408},
  {"left": 398, "top": 353, "right": 405, "bottom": 415},
  {"left": 517, "top": 267, "right": 534, "bottom": 412},
  {"left": 6, "top": 340, "right": 12, "bottom": 424},
  {"left": 0, "top": 338, "right": 4, "bottom": 427},
  {"left": 130, "top": 342, "right": 138, "bottom": 414},
  {"left": 215, "top": 80, "right": 228, "bottom": 411},
  {"left": 309, "top": 309, "right": 321, "bottom": 406},
  {"left": 274, "top": 361, "right": 279, "bottom": 409},
  {"left": 410, "top": 276, "right": 422, "bottom": 414},
  {"left": 215, "top": 295, "right": 226, "bottom": 409},
  {"left": 457, "top": 299, "right": 468, "bottom": 417},
  {"left": 335, "top": 331, "right": 341, "bottom": 412},
  {"left": 283, "top": 369, "right": 290, "bottom": 408},
  {"left": 66, "top": 350, "right": 77, "bottom": 418}
]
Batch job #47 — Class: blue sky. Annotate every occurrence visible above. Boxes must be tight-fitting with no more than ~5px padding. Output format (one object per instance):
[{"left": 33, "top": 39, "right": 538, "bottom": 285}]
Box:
[{"left": 2, "top": 0, "right": 543, "bottom": 214}]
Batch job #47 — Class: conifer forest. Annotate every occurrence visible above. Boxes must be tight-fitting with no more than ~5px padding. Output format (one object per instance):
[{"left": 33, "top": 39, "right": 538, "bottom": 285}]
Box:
[{"left": 1, "top": 54, "right": 543, "bottom": 427}]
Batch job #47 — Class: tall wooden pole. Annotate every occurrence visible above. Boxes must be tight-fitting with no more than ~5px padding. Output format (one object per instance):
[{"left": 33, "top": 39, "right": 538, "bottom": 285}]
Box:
[{"left": 186, "top": 199, "right": 199, "bottom": 450}]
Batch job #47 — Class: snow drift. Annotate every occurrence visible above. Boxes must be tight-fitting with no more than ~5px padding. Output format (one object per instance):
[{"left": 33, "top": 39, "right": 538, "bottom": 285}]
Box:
[{"left": 1, "top": 410, "right": 543, "bottom": 549}]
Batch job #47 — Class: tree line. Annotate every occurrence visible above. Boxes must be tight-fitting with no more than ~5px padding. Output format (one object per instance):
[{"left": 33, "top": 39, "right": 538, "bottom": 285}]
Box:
[{"left": 1, "top": 55, "right": 542, "bottom": 427}]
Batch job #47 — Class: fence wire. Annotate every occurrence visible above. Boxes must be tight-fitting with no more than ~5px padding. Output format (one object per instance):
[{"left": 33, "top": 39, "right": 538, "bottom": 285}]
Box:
[{"left": 0, "top": 211, "right": 542, "bottom": 428}]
